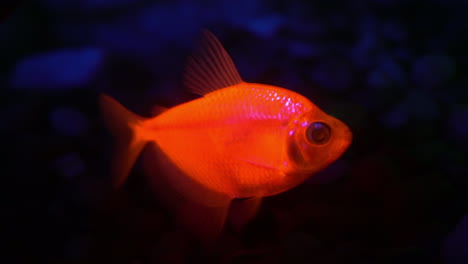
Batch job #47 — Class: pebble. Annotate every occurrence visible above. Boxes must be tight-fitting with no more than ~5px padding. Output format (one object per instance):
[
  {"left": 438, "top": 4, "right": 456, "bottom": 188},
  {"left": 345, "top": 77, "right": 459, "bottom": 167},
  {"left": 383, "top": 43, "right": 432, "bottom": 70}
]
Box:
[
  {"left": 309, "top": 58, "right": 353, "bottom": 93},
  {"left": 50, "top": 107, "right": 89, "bottom": 137},
  {"left": 405, "top": 90, "right": 440, "bottom": 121},
  {"left": 43, "top": 0, "right": 139, "bottom": 11},
  {"left": 288, "top": 41, "right": 324, "bottom": 59},
  {"left": 448, "top": 105, "right": 468, "bottom": 141},
  {"left": 10, "top": 48, "right": 104, "bottom": 90},
  {"left": 245, "top": 14, "right": 285, "bottom": 38},
  {"left": 442, "top": 214, "right": 468, "bottom": 264},
  {"left": 381, "top": 102, "right": 409, "bottom": 129},
  {"left": 411, "top": 54, "right": 455, "bottom": 89},
  {"left": 52, "top": 152, "right": 86, "bottom": 180},
  {"left": 368, "top": 55, "right": 406, "bottom": 90},
  {"left": 350, "top": 18, "right": 380, "bottom": 70},
  {"left": 380, "top": 20, "right": 407, "bottom": 43}
]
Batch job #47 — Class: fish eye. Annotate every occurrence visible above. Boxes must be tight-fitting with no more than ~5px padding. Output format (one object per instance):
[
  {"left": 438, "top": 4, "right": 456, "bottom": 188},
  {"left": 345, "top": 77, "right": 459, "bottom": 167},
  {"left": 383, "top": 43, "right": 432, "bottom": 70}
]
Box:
[{"left": 306, "top": 122, "right": 331, "bottom": 145}]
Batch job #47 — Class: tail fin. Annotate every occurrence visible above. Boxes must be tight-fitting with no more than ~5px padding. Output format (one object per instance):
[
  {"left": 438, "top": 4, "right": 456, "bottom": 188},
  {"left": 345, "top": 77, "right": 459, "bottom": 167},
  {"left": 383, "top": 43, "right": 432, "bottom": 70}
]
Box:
[{"left": 99, "top": 94, "right": 148, "bottom": 189}]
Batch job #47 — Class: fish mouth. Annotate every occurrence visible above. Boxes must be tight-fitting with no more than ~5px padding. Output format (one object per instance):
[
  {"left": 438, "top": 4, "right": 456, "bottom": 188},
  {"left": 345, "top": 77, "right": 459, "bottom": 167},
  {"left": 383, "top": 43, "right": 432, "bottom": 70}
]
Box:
[
  {"left": 331, "top": 123, "right": 353, "bottom": 161},
  {"left": 340, "top": 125, "right": 353, "bottom": 148},
  {"left": 329, "top": 115, "right": 353, "bottom": 151}
]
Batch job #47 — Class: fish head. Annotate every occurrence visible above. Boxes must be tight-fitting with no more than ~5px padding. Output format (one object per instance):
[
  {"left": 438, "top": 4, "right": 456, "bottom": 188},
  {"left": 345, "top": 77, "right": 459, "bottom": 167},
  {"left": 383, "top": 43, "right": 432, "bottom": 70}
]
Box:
[{"left": 286, "top": 107, "right": 352, "bottom": 175}]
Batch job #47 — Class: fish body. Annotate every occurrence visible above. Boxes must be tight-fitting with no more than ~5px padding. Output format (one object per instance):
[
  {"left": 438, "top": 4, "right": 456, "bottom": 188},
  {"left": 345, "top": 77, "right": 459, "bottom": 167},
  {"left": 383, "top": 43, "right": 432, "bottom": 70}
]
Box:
[
  {"left": 141, "top": 83, "right": 348, "bottom": 198},
  {"left": 100, "top": 30, "right": 352, "bottom": 244}
]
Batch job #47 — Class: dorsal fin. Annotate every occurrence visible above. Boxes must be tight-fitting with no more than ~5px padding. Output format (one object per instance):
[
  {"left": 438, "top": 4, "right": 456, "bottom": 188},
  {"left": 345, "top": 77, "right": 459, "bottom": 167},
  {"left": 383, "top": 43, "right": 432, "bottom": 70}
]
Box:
[{"left": 183, "top": 30, "right": 243, "bottom": 96}]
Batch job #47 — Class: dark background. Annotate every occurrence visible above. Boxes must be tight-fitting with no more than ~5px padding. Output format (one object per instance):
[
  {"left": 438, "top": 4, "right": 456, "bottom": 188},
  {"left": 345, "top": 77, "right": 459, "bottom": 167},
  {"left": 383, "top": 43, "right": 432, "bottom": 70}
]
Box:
[{"left": 3, "top": 0, "right": 468, "bottom": 263}]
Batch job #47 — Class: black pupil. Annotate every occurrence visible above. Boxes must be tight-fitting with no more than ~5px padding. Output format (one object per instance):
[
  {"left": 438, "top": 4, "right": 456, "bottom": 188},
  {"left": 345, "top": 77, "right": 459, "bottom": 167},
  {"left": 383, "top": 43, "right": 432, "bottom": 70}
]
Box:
[{"left": 306, "top": 122, "right": 331, "bottom": 145}]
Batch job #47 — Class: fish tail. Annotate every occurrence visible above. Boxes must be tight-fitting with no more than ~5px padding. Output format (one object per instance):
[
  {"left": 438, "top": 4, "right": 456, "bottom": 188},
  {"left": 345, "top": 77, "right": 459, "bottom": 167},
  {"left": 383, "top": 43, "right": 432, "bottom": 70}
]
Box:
[{"left": 99, "top": 94, "right": 148, "bottom": 189}]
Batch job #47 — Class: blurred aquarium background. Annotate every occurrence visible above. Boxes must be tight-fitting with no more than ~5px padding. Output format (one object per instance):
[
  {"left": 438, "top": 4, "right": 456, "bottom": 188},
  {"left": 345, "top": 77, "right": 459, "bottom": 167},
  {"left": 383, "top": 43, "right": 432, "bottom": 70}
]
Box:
[{"left": 3, "top": 0, "right": 468, "bottom": 263}]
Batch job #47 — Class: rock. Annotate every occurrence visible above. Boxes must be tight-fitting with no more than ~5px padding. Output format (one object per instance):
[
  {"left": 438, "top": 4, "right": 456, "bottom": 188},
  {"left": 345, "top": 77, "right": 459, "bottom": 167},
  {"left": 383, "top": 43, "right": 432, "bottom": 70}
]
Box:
[{"left": 10, "top": 48, "right": 104, "bottom": 90}]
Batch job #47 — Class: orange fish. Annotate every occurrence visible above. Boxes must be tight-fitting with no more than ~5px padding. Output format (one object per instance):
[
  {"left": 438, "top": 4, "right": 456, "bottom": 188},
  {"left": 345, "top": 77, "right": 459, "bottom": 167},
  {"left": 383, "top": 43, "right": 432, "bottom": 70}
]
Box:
[{"left": 100, "top": 30, "right": 352, "bottom": 245}]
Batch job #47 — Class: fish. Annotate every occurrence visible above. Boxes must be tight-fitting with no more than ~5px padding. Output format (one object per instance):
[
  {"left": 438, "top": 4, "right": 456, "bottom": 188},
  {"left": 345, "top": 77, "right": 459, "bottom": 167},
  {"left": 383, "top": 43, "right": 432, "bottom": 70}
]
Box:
[{"left": 100, "top": 30, "right": 352, "bottom": 246}]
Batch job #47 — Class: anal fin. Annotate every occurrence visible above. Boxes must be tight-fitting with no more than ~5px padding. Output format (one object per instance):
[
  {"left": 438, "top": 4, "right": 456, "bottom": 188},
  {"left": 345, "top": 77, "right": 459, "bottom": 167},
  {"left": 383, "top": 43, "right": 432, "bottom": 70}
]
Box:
[
  {"left": 141, "top": 142, "right": 231, "bottom": 248},
  {"left": 228, "top": 197, "right": 262, "bottom": 233}
]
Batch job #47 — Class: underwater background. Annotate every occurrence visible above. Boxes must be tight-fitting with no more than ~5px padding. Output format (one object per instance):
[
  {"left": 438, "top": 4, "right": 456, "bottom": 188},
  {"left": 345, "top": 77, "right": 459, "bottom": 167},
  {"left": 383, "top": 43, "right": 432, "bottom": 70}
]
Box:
[{"left": 3, "top": 0, "right": 468, "bottom": 263}]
